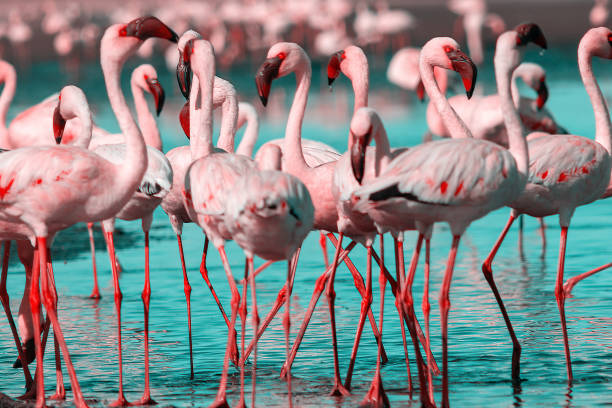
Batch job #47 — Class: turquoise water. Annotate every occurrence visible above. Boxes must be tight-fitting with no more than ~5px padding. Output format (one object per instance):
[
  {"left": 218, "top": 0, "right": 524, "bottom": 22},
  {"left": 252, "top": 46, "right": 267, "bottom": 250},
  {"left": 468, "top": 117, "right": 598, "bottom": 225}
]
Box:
[{"left": 0, "top": 47, "right": 611, "bottom": 407}]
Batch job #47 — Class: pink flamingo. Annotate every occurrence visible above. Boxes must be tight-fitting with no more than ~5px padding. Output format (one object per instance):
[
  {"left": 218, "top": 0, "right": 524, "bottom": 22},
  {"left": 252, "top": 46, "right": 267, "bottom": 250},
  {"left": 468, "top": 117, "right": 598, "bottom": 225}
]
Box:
[
  {"left": 226, "top": 149, "right": 315, "bottom": 407},
  {"left": 0, "top": 60, "right": 16, "bottom": 149},
  {"left": 353, "top": 26, "right": 545, "bottom": 406},
  {"left": 481, "top": 26, "right": 612, "bottom": 385},
  {"left": 255, "top": 42, "right": 391, "bottom": 395}
]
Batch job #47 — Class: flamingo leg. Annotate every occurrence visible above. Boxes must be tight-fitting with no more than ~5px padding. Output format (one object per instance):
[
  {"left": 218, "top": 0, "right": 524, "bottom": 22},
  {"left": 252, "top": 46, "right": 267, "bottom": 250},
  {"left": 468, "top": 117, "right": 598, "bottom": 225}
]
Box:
[
  {"left": 538, "top": 217, "right": 547, "bottom": 254},
  {"left": 279, "top": 242, "right": 355, "bottom": 378},
  {"left": 284, "top": 258, "right": 295, "bottom": 407},
  {"left": 87, "top": 223, "right": 101, "bottom": 299},
  {"left": 423, "top": 238, "right": 434, "bottom": 403},
  {"left": 30, "top": 244, "right": 44, "bottom": 408},
  {"left": 326, "top": 234, "right": 388, "bottom": 364},
  {"left": 362, "top": 235, "right": 389, "bottom": 407},
  {"left": 517, "top": 214, "right": 524, "bottom": 256},
  {"left": 211, "top": 246, "right": 240, "bottom": 408},
  {"left": 406, "top": 235, "right": 427, "bottom": 393},
  {"left": 481, "top": 212, "right": 521, "bottom": 379},
  {"left": 439, "top": 235, "right": 461, "bottom": 408},
  {"left": 247, "top": 260, "right": 274, "bottom": 282},
  {"left": 45, "top": 254, "right": 65, "bottom": 401},
  {"left": 38, "top": 237, "right": 89, "bottom": 408},
  {"left": 176, "top": 234, "right": 194, "bottom": 379},
  {"left": 393, "top": 238, "right": 414, "bottom": 396},
  {"left": 199, "top": 236, "right": 238, "bottom": 366},
  {"left": 564, "top": 261, "right": 612, "bottom": 297},
  {"left": 319, "top": 231, "right": 330, "bottom": 269},
  {"left": 0, "top": 241, "right": 33, "bottom": 391},
  {"left": 248, "top": 258, "right": 258, "bottom": 408},
  {"left": 237, "top": 260, "right": 248, "bottom": 408},
  {"left": 133, "top": 230, "right": 156, "bottom": 406},
  {"left": 344, "top": 244, "right": 373, "bottom": 391},
  {"left": 555, "top": 226, "right": 573, "bottom": 384},
  {"left": 106, "top": 231, "right": 129, "bottom": 406}
]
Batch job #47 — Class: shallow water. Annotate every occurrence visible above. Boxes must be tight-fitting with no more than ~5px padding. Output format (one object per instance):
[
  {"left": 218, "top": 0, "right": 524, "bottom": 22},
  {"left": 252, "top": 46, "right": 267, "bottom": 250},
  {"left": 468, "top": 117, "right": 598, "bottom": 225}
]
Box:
[{"left": 1, "top": 48, "right": 612, "bottom": 407}]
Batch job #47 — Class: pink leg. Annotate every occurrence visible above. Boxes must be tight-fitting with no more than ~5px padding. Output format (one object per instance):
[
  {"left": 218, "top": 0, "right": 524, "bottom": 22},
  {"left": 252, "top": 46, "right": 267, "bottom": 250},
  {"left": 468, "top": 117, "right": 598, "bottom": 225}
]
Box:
[
  {"left": 176, "top": 234, "right": 194, "bottom": 379},
  {"left": 481, "top": 212, "right": 522, "bottom": 379},
  {"left": 279, "top": 242, "right": 356, "bottom": 378},
  {"left": 38, "top": 237, "right": 90, "bottom": 408},
  {"left": 199, "top": 237, "right": 238, "bottom": 366},
  {"left": 0, "top": 241, "right": 34, "bottom": 391},
  {"left": 393, "top": 238, "right": 413, "bottom": 396},
  {"left": 564, "top": 261, "right": 612, "bottom": 297},
  {"left": 439, "top": 235, "right": 461, "bottom": 408},
  {"left": 134, "top": 231, "right": 156, "bottom": 405},
  {"left": 237, "top": 260, "right": 248, "bottom": 408},
  {"left": 555, "top": 226, "right": 573, "bottom": 383},
  {"left": 326, "top": 234, "right": 388, "bottom": 364},
  {"left": 344, "top": 245, "right": 373, "bottom": 391},
  {"left": 319, "top": 231, "right": 330, "bottom": 269},
  {"left": 538, "top": 217, "right": 547, "bottom": 254},
  {"left": 46, "top": 255, "right": 66, "bottom": 401},
  {"left": 210, "top": 246, "right": 240, "bottom": 408},
  {"left": 106, "top": 232, "right": 130, "bottom": 406},
  {"left": 284, "top": 259, "right": 294, "bottom": 407},
  {"left": 87, "top": 223, "right": 101, "bottom": 299},
  {"left": 247, "top": 258, "right": 259, "bottom": 408},
  {"left": 362, "top": 235, "right": 389, "bottom": 407},
  {"left": 422, "top": 238, "right": 434, "bottom": 403},
  {"left": 325, "top": 233, "right": 350, "bottom": 397},
  {"left": 29, "top": 245, "right": 45, "bottom": 408},
  {"left": 248, "top": 260, "right": 274, "bottom": 282},
  {"left": 517, "top": 214, "right": 524, "bottom": 257}
]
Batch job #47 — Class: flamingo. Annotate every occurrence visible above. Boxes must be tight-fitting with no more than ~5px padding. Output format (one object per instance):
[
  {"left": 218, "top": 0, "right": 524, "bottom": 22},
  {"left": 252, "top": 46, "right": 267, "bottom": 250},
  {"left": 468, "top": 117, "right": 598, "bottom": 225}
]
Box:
[
  {"left": 590, "top": 0, "right": 609, "bottom": 26},
  {"left": 352, "top": 26, "right": 545, "bottom": 406},
  {"left": 177, "top": 35, "right": 256, "bottom": 407},
  {"left": 481, "top": 26, "right": 612, "bottom": 385},
  {"left": 226, "top": 148, "right": 315, "bottom": 407},
  {"left": 0, "top": 60, "right": 16, "bottom": 149}
]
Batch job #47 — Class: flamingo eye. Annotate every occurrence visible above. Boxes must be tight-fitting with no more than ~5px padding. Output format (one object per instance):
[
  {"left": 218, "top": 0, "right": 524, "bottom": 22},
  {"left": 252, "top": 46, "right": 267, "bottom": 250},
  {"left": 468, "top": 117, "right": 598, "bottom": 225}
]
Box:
[
  {"left": 443, "top": 45, "right": 453, "bottom": 53},
  {"left": 277, "top": 52, "right": 287, "bottom": 60}
]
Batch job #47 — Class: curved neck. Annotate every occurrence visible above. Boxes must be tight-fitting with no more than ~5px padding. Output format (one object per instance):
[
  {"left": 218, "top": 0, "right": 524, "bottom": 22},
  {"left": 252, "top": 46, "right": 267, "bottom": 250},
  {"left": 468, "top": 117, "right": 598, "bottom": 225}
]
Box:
[
  {"left": 131, "top": 81, "right": 162, "bottom": 151},
  {"left": 216, "top": 87, "right": 238, "bottom": 153},
  {"left": 510, "top": 71, "right": 521, "bottom": 106},
  {"left": 0, "top": 66, "right": 16, "bottom": 148},
  {"left": 190, "top": 52, "right": 215, "bottom": 160},
  {"left": 373, "top": 122, "right": 391, "bottom": 176},
  {"left": 351, "top": 65, "right": 369, "bottom": 113},
  {"left": 420, "top": 60, "right": 472, "bottom": 139},
  {"left": 101, "top": 55, "right": 147, "bottom": 189},
  {"left": 284, "top": 61, "right": 311, "bottom": 169},
  {"left": 579, "top": 49, "right": 612, "bottom": 154},
  {"left": 496, "top": 57, "right": 529, "bottom": 176},
  {"left": 236, "top": 113, "right": 259, "bottom": 157}
]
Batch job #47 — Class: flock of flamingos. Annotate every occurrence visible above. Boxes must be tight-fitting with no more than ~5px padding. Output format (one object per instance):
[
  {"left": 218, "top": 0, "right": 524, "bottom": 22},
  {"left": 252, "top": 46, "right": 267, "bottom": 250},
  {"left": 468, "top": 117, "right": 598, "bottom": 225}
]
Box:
[{"left": 0, "top": 8, "right": 611, "bottom": 408}]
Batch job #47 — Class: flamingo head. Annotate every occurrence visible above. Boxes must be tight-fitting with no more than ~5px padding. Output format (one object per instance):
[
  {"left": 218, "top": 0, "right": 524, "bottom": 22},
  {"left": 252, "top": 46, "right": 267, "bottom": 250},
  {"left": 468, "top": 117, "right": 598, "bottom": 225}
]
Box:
[
  {"left": 349, "top": 107, "right": 380, "bottom": 184},
  {"left": 133, "top": 64, "right": 165, "bottom": 116},
  {"left": 179, "top": 99, "right": 190, "bottom": 139},
  {"left": 327, "top": 45, "right": 368, "bottom": 88},
  {"left": 421, "top": 37, "right": 477, "bottom": 99},
  {"left": 515, "top": 63, "right": 548, "bottom": 110},
  {"left": 176, "top": 30, "right": 202, "bottom": 99},
  {"left": 327, "top": 50, "right": 345, "bottom": 86},
  {"left": 514, "top": 23, "right": 547, "bottom": 49},
  {"left": 580, "top": 27, "right": 612, "bottom": 60},
  {"left": 255, "top": 42, "right": 308, "bottom": 106},
  {"left": 119, "top": 16, "right": 178, "bottom": 43},
  {"left": 53, "top": 85, "right": 91, "bottom": 145}
]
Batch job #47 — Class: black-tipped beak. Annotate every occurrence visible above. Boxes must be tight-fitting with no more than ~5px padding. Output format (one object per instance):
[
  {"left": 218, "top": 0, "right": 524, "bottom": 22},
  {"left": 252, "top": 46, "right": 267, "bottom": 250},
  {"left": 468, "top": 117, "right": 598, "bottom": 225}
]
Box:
[
  {"left": 327, "top": 51, "right": 343, "bottom": 87},
  {"left": 416, "top": 80, "right": 425, "bottom": 102},
  {"left": 447, "top": 49, "right": 477, "bottom": 99},
  {"left": 121, "top": 16, "right": 178, "bottom": 43},
  {"left": 179, "top": 100, "right": 190, "bottom": 139},
  {"left": 146, "top": 77, "right": 165, "bottom": 116},
  {"left": 350, "top": 134, "right": 367, "bottom": 184},
  {"left": 255, "top": 56, "right": 282, "bottom": 107},
  {"left": 53, "top": 105, "right": 65, "bottom": 144},
  {"left": 536, "top": 80, "right": 548, "bottom": 111},
  {"left": 515, "top": 23, "right": 547, "bottom": 49}
]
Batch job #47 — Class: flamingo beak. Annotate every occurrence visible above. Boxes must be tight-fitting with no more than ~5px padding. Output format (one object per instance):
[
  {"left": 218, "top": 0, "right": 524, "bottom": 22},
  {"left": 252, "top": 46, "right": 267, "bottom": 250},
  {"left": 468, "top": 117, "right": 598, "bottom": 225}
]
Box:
[
  {"left": 515, "top": 23, "right": 547, "bottom": 49},
  {"left": 52, "top": 105, "right": 65, "bottom": 145},
  {"left": 145, "top": 77, "right": 165, "bottom": 116},
  {"left": 120, "top": 16, "right": 178, "bottom": 43},
  {"left": 416, "top": 79, "right": 425, "bottom": 102},
  {"left": 179, "top": 99, "right": 190, "bottom": 139},
  {"left": 350, "top": 131, "right": 369, "bottom": 184},
  {"left": 327, "top": 51, "right": 344, "bottom": 87},
  {"left": 176, "top": 39, "right": 194, "bottom": 99},
  {"left": 447, "top": 49, "right": 477, "bottom": 99},
  {"left": 255, "top": 56, "right": 282, "bottom": 107},
  {"left": 536, "top": 79, "right": 548, "bottom": 111}
]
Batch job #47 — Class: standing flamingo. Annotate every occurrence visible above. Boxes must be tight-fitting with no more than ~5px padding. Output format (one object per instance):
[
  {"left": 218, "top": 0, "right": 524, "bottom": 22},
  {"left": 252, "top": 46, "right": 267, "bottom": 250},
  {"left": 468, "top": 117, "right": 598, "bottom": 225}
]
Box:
[
  {"left": 481, "top": 26, "right": 612, "bottom": 385},
  {"left": 353, "top": 26, "right": 545, "bottom": 406}
]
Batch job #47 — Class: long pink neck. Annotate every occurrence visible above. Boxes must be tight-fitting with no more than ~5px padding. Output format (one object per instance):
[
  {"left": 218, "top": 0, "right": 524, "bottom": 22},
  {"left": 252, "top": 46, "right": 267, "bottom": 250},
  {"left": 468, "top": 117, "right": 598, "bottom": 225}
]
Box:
[
  {"left": 190, "top": 49, "right": 215, "bottom": 160},
  {"left": 0, "top": 65, "right": 16, "bottom": 148},
  {"left": 101, "top": 55, "right": 147, "bottom": 195},
  {"left": 131, "top": 80, "right": 162, "bottom": 151},
  {"left": 351, "top": 64, "right": 369, "bottom": 113},
  {"left": 373, "top": 117, "right": 391, "bottom": 176},
  {"left": 284, "top": 59, "right": 311, "bottom": 171},
  {"left": 495, "top": 51, "right": 529, "bottom": 177},
  {"left": 578, "top": 46, "right": 612, "bottom": 154},
  {"left": 216, "top": 82, "right": 237, "bottom": 153},
  {"left": 420, "top": 60, "right": 472, "bottom": 139},
  {"left": 236, "top": 111, "right": 258, "bottom": 157}
]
